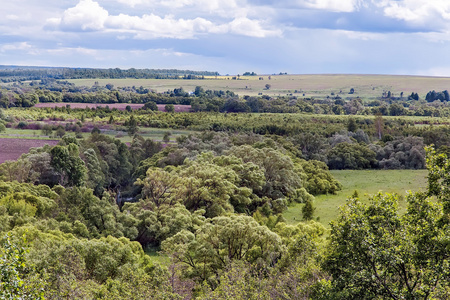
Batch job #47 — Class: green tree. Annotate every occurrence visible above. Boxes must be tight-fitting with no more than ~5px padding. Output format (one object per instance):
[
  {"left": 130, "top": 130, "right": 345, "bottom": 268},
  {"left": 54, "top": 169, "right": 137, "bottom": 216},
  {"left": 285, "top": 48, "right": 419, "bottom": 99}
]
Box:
[
  {"left": 82, "top": 148, "right": 106, "bottom": 195},
  {"left": 228, "top": 145, "right": 305, "bottom": 199},
  {"left": 143, "top": 101, "right": 158, "bottom": 111},
  {"left": 41, "top": 124, "right": 52, "bottom": 136},
  {"left": 50, "top": 144, "right": 86, "bottom": 187},
  {"left": 327, "top": 142, "right": 376, "bottom": 169},
  {"left": 125, "top": 115, "right": 139, "bottom": 136},
  {"left": 165, "top": 104, "right": 175, "bottom": 113},
  {"left": 302, "top": 198, "right": 315, "bottom": 221},
  {"left": 347, "top": 118, "right": 357, "bottom": 132},
  {"left": 323, "top": 191, "right": 450, "bottom": 299},
  {"left": 163, "top": 131, "right": 172, "bottom": 143},
  {"left": 0, "top": 233, "right": 44, "bottom": 299},
  {"left": 162, "top": 215, "right": 284, "bottom": 284}
]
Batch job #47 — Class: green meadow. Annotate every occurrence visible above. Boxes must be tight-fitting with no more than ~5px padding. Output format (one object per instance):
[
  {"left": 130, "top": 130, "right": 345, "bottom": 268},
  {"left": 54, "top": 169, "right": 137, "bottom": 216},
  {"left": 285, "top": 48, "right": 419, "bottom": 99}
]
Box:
[{"left": 284, "top": 169, "right": 429, "bottom": 227}]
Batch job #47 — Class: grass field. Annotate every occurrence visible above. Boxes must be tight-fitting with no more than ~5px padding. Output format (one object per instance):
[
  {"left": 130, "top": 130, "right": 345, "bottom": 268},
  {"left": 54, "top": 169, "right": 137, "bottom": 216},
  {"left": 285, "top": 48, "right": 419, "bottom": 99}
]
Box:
[
  {"left": 0, "top": 128, "right": 54, "bottom": 140},
  {"left": 0, "top": 127, "right": 195, "bottom": 144},
  {"left": 283, "top": 169, "right": 429, "bottom": 227},
  {"left": 68, "top": 74, "right": 450, "bottom": 98}
]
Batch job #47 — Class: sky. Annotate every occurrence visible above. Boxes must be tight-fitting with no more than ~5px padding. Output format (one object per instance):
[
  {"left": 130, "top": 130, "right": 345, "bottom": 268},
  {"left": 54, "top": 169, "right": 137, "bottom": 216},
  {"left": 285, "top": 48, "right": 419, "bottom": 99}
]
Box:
[{"left": 1, "top": 0, "right": 450, "bottom": 75}]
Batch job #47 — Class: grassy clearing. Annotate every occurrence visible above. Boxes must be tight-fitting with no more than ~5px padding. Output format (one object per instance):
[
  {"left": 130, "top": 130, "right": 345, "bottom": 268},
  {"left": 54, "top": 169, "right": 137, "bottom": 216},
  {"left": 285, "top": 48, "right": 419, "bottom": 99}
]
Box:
[
  {"left": 0, "top": 127, "right": 194, "bottom": 143},
  {"left": 284, "top": 169, "right": 428, "bottom": 227},
  {"left": 95, "top": 127, "right": 194, "bottom": 143},
  {"left": 0, "top": 128, "right": 57, "bottom": 140},
  {"left": 68, "top": 74, "right": 450, "bottom": 98},
  {"left": 145, "top": 248, "right": 170, "bottom": 266}
]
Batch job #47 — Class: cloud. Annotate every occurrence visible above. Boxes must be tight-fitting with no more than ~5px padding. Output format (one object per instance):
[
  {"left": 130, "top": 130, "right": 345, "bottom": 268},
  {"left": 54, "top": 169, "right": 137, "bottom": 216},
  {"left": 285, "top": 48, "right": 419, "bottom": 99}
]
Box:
[
  {"left": 115, "top": 0, "right": 239, "bottom": 13},
  {"left": 245, "top": 0, "right": 362, "bottom": 12},
  {"left": 106, "top": 14, "right": 214, "bottom": 39},
  {"left": 377, "top": 0, "right": 450, "bottom": 28},
  {"left": 115, "top": 0, "right": 146, "bottom": 7},
  {"left": 222, "top": 17, "right": 283, "bottom": 37},
  {"left": 46, "top": 0, "right": 280, "bottom": 39},
  {"left": 59, "top": 0, "right": 109, "bottom": 31},
  {"left": 339, "top": 30, "right": 385, "bottom": 40},
  {"left": 302, "top": 0, "right": 362, "bottom": 12},
  {"left": 0, "top": 42, "right": 33, "bottom": 53}
]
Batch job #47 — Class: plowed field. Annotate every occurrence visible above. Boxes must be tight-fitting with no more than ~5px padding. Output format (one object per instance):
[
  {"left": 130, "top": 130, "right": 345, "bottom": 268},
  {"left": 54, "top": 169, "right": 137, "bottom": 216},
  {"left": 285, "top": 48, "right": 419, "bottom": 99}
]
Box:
[{"left": 0, "top": 139, "right": 59, "bottom": 163}]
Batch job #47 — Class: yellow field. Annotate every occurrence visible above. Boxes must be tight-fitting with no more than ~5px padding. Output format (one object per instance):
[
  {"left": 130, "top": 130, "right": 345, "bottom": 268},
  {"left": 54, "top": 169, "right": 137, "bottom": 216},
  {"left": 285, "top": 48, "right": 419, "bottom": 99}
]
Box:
[{"left": 68, "top": 74, "right": 450, "bottom": 98}]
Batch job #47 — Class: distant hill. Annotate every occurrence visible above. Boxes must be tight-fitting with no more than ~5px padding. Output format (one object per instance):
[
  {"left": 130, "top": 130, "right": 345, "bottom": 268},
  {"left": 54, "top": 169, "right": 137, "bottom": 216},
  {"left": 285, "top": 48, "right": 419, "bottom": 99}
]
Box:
[{"left": 0, "top": 65, "right": 220, "bottom": 82}]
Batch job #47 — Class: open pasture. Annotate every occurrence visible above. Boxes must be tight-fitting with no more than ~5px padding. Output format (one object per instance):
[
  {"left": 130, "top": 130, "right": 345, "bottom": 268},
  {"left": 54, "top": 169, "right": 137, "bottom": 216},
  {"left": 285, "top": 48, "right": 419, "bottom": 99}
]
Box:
[
  {"left": 68, "top": 74, "right": 450, "bottom": 98},
  {"left": 34, "top": 102, "right": 191, "bottom": 112},
  {"left": 284, "top": 169, "right": 428, "bottom": 227},
  {"left": 0, "top": 138, "right": 58, "bottom": 163}
]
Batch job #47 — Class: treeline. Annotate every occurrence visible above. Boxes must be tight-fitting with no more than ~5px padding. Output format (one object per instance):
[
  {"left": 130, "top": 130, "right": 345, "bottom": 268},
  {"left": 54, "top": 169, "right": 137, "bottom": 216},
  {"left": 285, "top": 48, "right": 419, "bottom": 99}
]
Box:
[
  {"left": 0, "top": 85, "right": 239, "bottom": 107},
  {"left": 0, "top": 66, "right": 219, "bottom": 82},
  {"left": 4, "top": 80, "right": 450, "bottom": 118}
]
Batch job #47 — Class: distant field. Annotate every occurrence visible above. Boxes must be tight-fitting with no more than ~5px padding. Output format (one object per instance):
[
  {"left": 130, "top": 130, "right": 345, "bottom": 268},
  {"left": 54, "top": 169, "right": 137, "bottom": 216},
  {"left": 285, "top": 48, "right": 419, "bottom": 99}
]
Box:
[
  {"left": 283, "top": 169, "right": 428, "bottom": 227},
  {"left": 68, "top": 74, "right": 450, "bottom": 98}
]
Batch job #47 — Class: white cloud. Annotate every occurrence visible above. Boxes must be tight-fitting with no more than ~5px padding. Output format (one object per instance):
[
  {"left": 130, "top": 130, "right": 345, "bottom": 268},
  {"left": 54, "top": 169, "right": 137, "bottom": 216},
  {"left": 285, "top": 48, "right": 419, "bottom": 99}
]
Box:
[
  {"left": 47, "top": 47, "right": 99, "bottom": 56},
  {"left": 340, "top": 30, "right": 385, "bottom": 40},
  {"left": 115, "top": 0, "right": 240, "bottom": 12},
  {"left": 59, "top": 0, "right": 109, "bottom": 31},
  {"left": 222, "top": 17, "right": 282, "bottom": 37},
  {"left": 115, "top": 0, "right": 146, "bottom": 7},
  {"left": 107, "top": 14, "right": 214, "bottom": 39},
  {"left": 377, "top": 0, "right": 450, "bottom": 27},
  {"left": 47, "top": 0, "right": 280, "bottom": 39},
  {"left": 0, "top": 42, "right": 33, "bottom": 52},
  {"left": 302, "top": 0, "right": 362, "bottom": 12},
  {"left": 6, "top": 15, "right": 20, "bottom": 21},
  {"left": 159, "top": 0, "right": 238, "bottom": 12}
]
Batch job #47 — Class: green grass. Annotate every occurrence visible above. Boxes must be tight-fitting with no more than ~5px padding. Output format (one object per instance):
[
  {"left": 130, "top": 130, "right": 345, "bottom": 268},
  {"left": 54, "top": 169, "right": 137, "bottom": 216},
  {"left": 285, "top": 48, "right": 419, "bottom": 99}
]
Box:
[
  {"left": 144, "top": 247, "right": 170, "bottom": 266},
  {"left": 0, "top": 128, "right": 58, "bottom": 140},
  {"left": 0, "top": 127, "right": 195, "bottom": 144},
  {"left": 83, "top": 127, "right": 195, "bottom": 143},
  {"left": 283, "top": 169, "right": 428, "bottom": 227}
]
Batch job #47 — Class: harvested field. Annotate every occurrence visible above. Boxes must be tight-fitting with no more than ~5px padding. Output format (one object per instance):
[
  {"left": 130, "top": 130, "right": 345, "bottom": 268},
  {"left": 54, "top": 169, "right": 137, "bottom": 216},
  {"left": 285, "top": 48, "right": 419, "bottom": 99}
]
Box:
[
  {"left": 67, "top": 74, "right": 450, "bottom": 98},
  {"left": 34, "top": 103, "right": 191, "bottom": 112},
  {"left": 0, "top": 138, "right": 59, "bottom": 163}
]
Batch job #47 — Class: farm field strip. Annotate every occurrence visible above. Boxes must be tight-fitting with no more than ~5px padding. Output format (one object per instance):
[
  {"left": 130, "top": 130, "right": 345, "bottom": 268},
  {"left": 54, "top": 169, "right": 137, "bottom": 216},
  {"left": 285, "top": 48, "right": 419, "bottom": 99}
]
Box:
[{"left": 68, "top": 74, "right": 450, "bottom": 98}]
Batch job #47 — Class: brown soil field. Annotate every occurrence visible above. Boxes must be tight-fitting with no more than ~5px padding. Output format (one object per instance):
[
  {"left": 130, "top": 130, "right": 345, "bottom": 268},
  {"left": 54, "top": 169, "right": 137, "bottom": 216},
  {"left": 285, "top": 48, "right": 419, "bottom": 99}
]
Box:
[
  {"left": 0, "top": 139, "right": 59, "bottom": 163},
  {"left": 34, "top": 103, "right": 191, "bottom": 112}
]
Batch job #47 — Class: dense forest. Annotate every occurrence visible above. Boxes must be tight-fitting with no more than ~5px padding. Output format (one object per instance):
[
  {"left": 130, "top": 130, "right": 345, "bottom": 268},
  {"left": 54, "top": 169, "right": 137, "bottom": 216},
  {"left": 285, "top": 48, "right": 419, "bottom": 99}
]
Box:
[
  {"left": 0, "top": 66, "right": 219, "bottom": 82},
  {"left": 0, "top": 77, "right": 450, "bottom": 298}
]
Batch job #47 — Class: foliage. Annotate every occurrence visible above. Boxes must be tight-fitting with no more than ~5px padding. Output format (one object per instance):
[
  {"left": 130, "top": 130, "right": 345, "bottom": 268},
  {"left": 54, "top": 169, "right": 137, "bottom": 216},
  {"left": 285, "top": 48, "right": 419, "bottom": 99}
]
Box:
[
  {"left": 50, "top": 144, "right": 86, "bottom": 187},
  {"left": 327, "top": 142, "right": 377, "bottom": 169},
  {"left": 323, "top": 191, "right": 450, "bottom": 299},
  {"left": 162, "top": 215, "right": 285, "bottom": 284},
  {"left": 299, "top": 159, "right": 342, "bottom": 195},
  {"left": 0, "top": 233, "right": 44, "bottom": 299}
]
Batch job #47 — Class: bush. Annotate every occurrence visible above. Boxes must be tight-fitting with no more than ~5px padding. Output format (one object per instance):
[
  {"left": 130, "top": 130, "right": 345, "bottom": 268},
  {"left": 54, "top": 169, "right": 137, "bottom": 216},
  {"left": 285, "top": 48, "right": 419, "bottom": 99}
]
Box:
[
  {"left": 17, "top": 121, "right": 28, "bottom": 129},
  {"left": 327, "top": 142, "right": 377, "bottom": 169}
]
